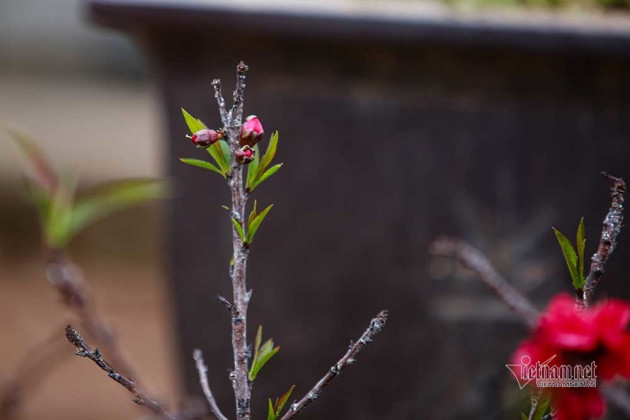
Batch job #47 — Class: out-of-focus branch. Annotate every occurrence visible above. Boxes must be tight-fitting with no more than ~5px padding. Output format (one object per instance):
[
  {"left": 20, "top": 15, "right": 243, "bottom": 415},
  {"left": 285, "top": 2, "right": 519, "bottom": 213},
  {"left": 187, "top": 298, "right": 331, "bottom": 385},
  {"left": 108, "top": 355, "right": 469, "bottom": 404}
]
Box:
[
  {"left": 582, "top": 174, "right": 626, "bottom": 306},
  {"left": 46, "top": 249, "right": 140, "bottom": 384},
  {"left": 279, "top": 310, "right": 388, "bottom": 420},
  {"left": 0, "top": 326, "right": 70, "bottom": 417},
  {"left": 65, "top": 325, "right": 175, "bottom": 420},
  {"left": 192, "top": 349, "right": 228, "bottom": 420},
  {"left": 602, "top": 384, "right": 630, "bottom": 418},
  {"left": 429, "top": 237, "right": 540, "bottom": 328}
]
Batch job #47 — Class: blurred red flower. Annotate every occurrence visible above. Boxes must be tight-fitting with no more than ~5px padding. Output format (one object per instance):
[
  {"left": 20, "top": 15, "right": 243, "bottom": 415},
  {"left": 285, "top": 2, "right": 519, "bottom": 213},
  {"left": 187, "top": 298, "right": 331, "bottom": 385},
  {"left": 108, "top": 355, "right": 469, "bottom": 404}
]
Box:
[{"left": 512, "top": 294, "right": 630, "bottom": 420}]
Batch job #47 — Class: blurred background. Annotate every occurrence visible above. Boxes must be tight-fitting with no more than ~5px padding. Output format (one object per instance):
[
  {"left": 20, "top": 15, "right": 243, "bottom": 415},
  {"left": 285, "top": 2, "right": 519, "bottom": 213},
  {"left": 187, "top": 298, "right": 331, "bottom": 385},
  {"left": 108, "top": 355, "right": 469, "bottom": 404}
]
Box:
[{"left": 1, "top": 0, "right": 630, "bottom": 419}]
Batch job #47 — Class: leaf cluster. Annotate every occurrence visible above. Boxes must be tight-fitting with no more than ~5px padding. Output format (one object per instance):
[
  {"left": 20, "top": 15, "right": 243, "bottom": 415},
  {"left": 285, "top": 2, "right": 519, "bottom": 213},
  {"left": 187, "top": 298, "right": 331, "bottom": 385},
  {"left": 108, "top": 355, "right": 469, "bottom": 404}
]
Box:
[{"left": 10, "top": 130, "right": 168, "bottom": 249}]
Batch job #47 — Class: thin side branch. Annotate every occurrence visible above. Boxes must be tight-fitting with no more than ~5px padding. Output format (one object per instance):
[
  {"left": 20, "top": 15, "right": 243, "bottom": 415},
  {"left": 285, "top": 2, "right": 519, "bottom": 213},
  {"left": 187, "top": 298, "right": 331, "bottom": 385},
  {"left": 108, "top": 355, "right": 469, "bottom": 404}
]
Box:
[
  {"left": 583, "top": 174, "right": 626, "bottom": 305},
  {"left": 429, "top": 237, "right": 540, "bottom": 329},
  {"left": 229, "top": 61, "right": 249, "bottom": 128},
  {"left": 65, "top": 325, "right": 175, "bottom": 420},
  {"left": 46, "top": 249, "right": 141, "bottom": 384},
  {"left": 279, "top": 310, "right": 388, "bottom": 420},
  {"left": 193, "top": 349, "right": 228, "bottom": 420},
  {"left": 211, "top": 79, "right": 229, "bottom": 127}
]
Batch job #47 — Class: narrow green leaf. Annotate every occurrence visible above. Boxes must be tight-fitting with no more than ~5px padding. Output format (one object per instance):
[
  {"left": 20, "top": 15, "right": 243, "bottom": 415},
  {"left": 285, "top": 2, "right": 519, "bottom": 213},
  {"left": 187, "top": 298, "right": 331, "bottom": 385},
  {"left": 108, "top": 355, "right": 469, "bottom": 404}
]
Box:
[
  {"left": 246, "top": 144, "right": 260, "bottom": 189},
  {"left": 268, "top": 399, "right": 276, "bottom": 420},
  {"left": 207, "top": 141, "right": 229, "bottom": 175},
  {"left": 179, "top": 158, "right": 225, "bottom": 178},
  {"left": 250, "top": 344, "right": 280, "bottom": 381},
  {"left": 521, "top": 413, "right": 528, "bottom": 420},
  {"left": 534, "top": 398, "right": 551, "bottom": 420},
  {"left": 275, "top": 385, "right": 296, "bottom": 415},
  {"left": 256, "top": 131, "right": 278, "bottom": 179},
  {"left": 9, "top": 129, "right": 58, "bottom": 192},
  {"left": 45, "top": 177, "right": 77, "bottom": 248},
  {"left": 247, "top": 200, "right": 259, "bottom": 228},
  {"left": 249, "top": 163, "right": 283, "bottom": 192},
  {"left": 576, "top": 217, "right": 586, "bottom": 282},
  {"left": 220, "top": 139, "right": 231, "bottom": 168},
  {"left": 553, "top": 227, "right": 581, "bottom": 290},
  {"left": 231, "top": 218, "right": 245, "bottom": 242},
  {"left": 69, "top": 179, "right": 169, "bottom": 241},
  {"left": 254, "top": 325, "right": 263, "bottom": 357},
  {"left": 181, "top": 108, "right": 207, "bottom": 133},
  {"left": 23, "top": 177, "right": 52, "bottom": 221},
  {"left": 246, "top": 204, "right": 273, "bottom": 244},
  {"left": 258, "top": 339, "right": 275, "bottom": 359}
]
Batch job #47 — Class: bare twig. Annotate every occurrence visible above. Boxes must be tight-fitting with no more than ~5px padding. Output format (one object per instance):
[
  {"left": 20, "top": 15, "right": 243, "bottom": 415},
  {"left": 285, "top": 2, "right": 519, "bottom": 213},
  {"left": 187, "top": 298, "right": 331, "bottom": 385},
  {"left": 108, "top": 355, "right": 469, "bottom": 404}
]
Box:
[
  {"left": 429, "top": 237, "right": 540, "bottom": 328},
  {"left": 211, "top": 79, "right": 229, "bottom": 127},
  {"left": 279, "top": 310, "right": 388, "bottom": 420},
  {"left": 0, "top": 325, "right": 71, "bottom": 417},
  {"left": 65, "top": 325, "right": 175, "bottom": 419},
  {"left": 46, "top": 249, "right": 140, "bottom": 384},
  {"left": 217, "top": 294, "right": 233, "bottom": 312},
  {"left": 192, "top": 349, "right": 228, "bottom": 420},
  {"left": 229, "top": 61, "right": 249, "bottom": 127},
  {"left": 582, "top": 174, "right": 626, "bottom": 306}
]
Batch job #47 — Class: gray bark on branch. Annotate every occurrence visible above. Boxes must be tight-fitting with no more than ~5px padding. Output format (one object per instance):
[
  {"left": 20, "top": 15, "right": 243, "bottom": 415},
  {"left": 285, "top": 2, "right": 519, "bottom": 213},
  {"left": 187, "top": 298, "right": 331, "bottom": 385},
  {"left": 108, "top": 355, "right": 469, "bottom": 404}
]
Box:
[
  {"left": 279, "top": 310, "right": 388, "bottom": 420},
  {"left": 65, "top": 325, "right": 175, "bottom": 419},
  {"left": 582, "top": 174, "right": 626, "bottom": 306}
]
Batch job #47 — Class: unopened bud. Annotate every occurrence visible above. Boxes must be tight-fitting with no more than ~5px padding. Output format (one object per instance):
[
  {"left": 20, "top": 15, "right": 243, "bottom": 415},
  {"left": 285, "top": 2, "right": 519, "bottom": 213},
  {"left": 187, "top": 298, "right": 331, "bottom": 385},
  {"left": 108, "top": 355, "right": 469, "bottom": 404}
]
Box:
[
  {"left": 235, "top": 145, "right": 255, "bottom": 164},
  {"left": 238, "top": 115, "right": 264, "bottom": 147},
  {"left": 190, "top": 129, "right": 219, "bottom": 148}
]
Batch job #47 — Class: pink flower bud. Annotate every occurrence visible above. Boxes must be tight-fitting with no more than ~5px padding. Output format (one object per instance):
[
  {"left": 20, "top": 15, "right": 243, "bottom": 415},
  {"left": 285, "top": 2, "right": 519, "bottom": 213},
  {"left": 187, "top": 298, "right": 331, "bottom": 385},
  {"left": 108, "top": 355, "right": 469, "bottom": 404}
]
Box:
[
  {"left": 190, "top": 129, "right": 219, "bottom": 148},
  {"left": 238, "top": 115, "right": 264, "bottom": 147},
  {"left": 235, "top": 145, "right": 255, "bottom": 164}
]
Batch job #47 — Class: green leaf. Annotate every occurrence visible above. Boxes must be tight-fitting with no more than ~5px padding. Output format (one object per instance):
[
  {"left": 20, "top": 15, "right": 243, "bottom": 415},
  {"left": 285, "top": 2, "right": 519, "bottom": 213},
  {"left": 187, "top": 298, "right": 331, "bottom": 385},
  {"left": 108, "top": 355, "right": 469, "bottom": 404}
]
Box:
[
  {"left": 268, "top": 399, "right": 276, "bottom": 420},
  {"left": 534, "top": 398, "right": 550, "bottom": 420},
  {"left": 248, "top": 200, "right": 259, "bottom": 228},
  {"left": 231, "top": 218, "right": 245, "bottom": 242},
  {"left": 249, "top": 164, "right": 283, "bottom": 192},
  {"left": 23, "top": 177, "right": 52, "bottom": 221},
  {"left": 553, "top": 227, "right": 582, "bottom": 290},
  {"left": 68, "top": 179, "right": 169, "bottom": 241},
  {"left": 521, "top": 413, "right": 528, "bottom": 420},
  {"left": 44, "top": 177, "right": 77, "bottom": 248},
  {"left": 179, "top": 158, "right": 225, "bottom": 178},
  {"left": 275, "top": 385, "right": 295, "bottom": 415},
  {"left": 246, "top": 204, "right": 273, "bottom": 244},
  {"left": 181, "top": 108, "right": 207, "bottom": 134},
  {"left": 249, "top": 325, "right": 280, "bottom": 381},
  {"left": 249, "top": 341, "right": 280, "bottom": 381},
  {"left": 207, "top": 141, "right": 229, "bottom": 175},
  {"left": 9, "top": 129, "right": 58, "bottom": 193},
  {"left": 246, "top": 144, "right": 260, "bottom": 189},
  {"left": 256, "top": 131, "right": 278, "bottom": 178},
  {"left": 252, "top": 325, "right": 263, "bottom": 368},
  {"left": 220, "top": 139, "right": 231, "bottom": 168},
  {"left": 576, "top": 217, "right": 586, "bottom": 282}
]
